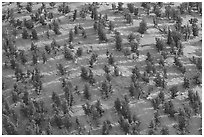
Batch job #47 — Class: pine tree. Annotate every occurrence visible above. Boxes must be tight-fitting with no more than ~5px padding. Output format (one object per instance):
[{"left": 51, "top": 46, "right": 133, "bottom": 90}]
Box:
[
  {"left": 103, "top": 65, "right": 110, "bottom": 74},
  {"left": 53, "top": 21, "right": 61, "bottom": 35},
  {"left": 165, "top": 6, "right": 172, "bottom": 20},
  {"left": 154, "top": 73, "right": 163, "bottom": 87},
  {"left": 81, "top": 66, "right": 89, "bottom": 80},
  {"left": 32, "top": 53, "right": 38, "bottom": 65},
  {"left": 64, "top": 5, "right": 71, "bottom": 14},
  {"left": 154, "top": 110, "right": 160, "bottom": 125},
  {"left": 83, "top": 84, "right": 91, "bottom": 100},
  {"left": 151, "top": 97, "right": 160, "bottom": 110},
  {"left": 112, "top": 3, "right": 116, "bottom": 10},
  {"left": 114, "top": 65, "right": 120, "bottom": 76},
  {"left": 53, "top": 113, "right": 63, "bottom": 129},
  {"left": 172, "top": 30, "right": 182, "bottom": 46},
  {"left": 11, "top": 91, "right": 19, "bottom": 104},
  {"left": 142, "top": 2, "right": 151, "bottom": 15},
  {"left": 192, "top": 23, "right": 199, "bottom": 36},
  {"left": 154, "top": 6, "right": 162, "bottom": 17},
  {"left": 98, "top": 25, "right": 107, "bottom": 42},
  {"left": 134, "top": 8, "right": 139, "bottom": 17},
  {"left": 63, "top": 114, "right": 72, "bottom": 130},
  {"left": 69, "top": 29, "right": 74, "bottom": 42},
  {"left": 115, "top": 32, "right": 123, "bottom": 51},
  {"left": 3, "top": 99, "right": 11, "bottom": 115},
  {"left": 82, "top": 29, "right": 87, "bottom": 38},
  {"left": 127, "top": 3, "right": 135, "bottom": 13},
  {"left": 39, "top": 16, "right": 46, "bottom": 25},
  {"left": 93, "top": 7, "right": 98, "bottom": 20},
  {"left": 118, "top": 2, "right": 124, "bottom": 11},
  {"left": 101, "top": 80, "right": 110, "bottom": 98},
  {"left": 160, "top": 126, "right": 169, "bottom": 135},
  {"left": 31, "top": 29, "right": 38, "bottom": 40},
  {"left": 175, "top": 17, "right": 183, "bottom": 32},
  {"left": 158, "top": 91, "right": 165, "bottom": 103},
  {"left": 74, "top": 25, "right": 79, "bottom": 35},
  {"left": 138, "top": 19, "right": 147, "bottom": 34},
  {"left": 49, "top": 2, "right": 56, "bottom": 8},
  {"left": 129, "top": 83, "right": 136, "bottom": 97},
  {"left": 177, "top": 114, "right": 188, "bottom": 134},
  {"left": 22, "top": 90, "right": 29, "bottom": 105},
  {"left": 56, "top": 63, "right": 66, "bottom": 75},
  {"left": 61, "top": 100, "right": 69, "bottom": 114},
  {"left": 155, "top": 38, "right": 165, "bottom": 52},
  {"left": 167, "top": 29, "right": 173, "bottom": 45},
  {"left": 73, "top": 9, "right": 77, "bottom": 21},
  {"left": 102, "top": 120, "right": 110, "bottom": 135},
  {"left": 46, "top": 30, "right": 50, "bottom": 39},
  {"left": 172, "top": 8, "right": 181, "bottom": 21},
  {"left": 106, "top": 73, "right": 112, "bottom": 82},
  {"left": 109, "top": 21, "right": 114, "bottom": 31},
  {"left": 127, "top": 33, "right": 136, "bottom": 43},
  {"left": 47, "top": 12, "right": 54, "bottom": 20},
  {"left": 26, "top": 4, "right": 32, "bottom": 13},
  {"left": 52, "top": 91, "right": 61, "bottom": 107},
  {"left": 108, "top": 53, "right": 115, "bottom": 65},
  {"left": 183, "top": 77, "right": 190, "bottom": 89},
  {"left": 93, "top": 21, "right": 98, "bottom": 31},
  {"left": 22, "top": 28, "right": 29, "bottom": 39},
  {"left": 125, "top": 14, "right": 133, "bottom": 24},
  {"left": 114, "top": 98, "right": 121, "bottom": 112},
  {"left": 130, "top": 41, "right": 138, "bottom": 53},
  {"left": 153, "top": 16, "right": 159, "bottom": 27},
  {"left": 20, "top": 50, "right": 27, "bottom": 65},
  {"left": 42, "top": 52, "right": 47, "bottom": 64},
  {"left": 76, "top": 47, "right": 83, "bottom": 57},
  {"left": 170, "top": 86, "right": 178, "bottom": 99},
  {"left": 3, "top": 115, "right": 18, "bottom": 135}
]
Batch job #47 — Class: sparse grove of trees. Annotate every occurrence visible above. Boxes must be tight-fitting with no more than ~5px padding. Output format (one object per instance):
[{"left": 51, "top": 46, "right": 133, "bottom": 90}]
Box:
[{"left": 2, "top": 2, "right": 202, "bottom": 135}]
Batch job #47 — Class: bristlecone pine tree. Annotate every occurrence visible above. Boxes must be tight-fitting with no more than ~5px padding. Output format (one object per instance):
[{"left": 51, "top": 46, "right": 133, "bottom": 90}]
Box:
[
  {"left": 138, "top": 19, "right": 147, "bottom": 34},
  {"left": 98, "top": 25, "right": 107, "bottom": 42},
  {"left": 22, "top": 28, "right": 29, "bottom": 39},
  {"left": 118, "top": 2, "right": 124, "bottom": 11},
  {"left": 83, "top": 83, "right": 91, "bottom": 100},
  {"left": 170, "top": 85, "right": 178, "bottom": 99},
  {"left": 64, "top": 5, "right": 71, "bottom": 14},
  {"left": 69, "top": 29, "right": 74, "bottom": 42},
  {"left": 127, "top": 32, "right": 136, "bottom": 43},
  {"left": 52, "top": 91, "right": 62, "bottom": 107},
  {"left": 81, "top": 66, "right": 89, "bottom": 80},
  {"left": 53, "top": 21, "right": 61, "bottom": 35},
  {"left": 167, "top": 29, "right": 173, "bottom": 45},
  {"left": 171, "top": 30, "right": 182, "bottom": 46},
  {"left": 183, "top": 77, "right": 190, "bottom": 89},
  {"left": 155, "top": 38, "right": 165, "bottom": 52},
  {"left": 92, "top": 7, "right": 98, "bottom": 20},
  {"left": 160, "top": 126, "right": 169, "bottom": 135},
  {"left": 192, "top": 23, "right": 199, "bottom": 36},
  {"left": 134, "top": 8, "right": 139, "bottom": 16},
  {"left": 31, "top": 29, "right": 38, "bottom": 40},
  {"left": 127, "top": 3, "right": 135, "bottom": 13},
  {"left": 154, "top": 5, "right": 162, "bottom": 17},
  {"left": 109, "top": 21, "right": 114, "bottom": 31},
  {"left": 76, "top": 47, "right": 83, "bottom": 57},
  {"left": 74, "top": 25, "right": 79, "bottom": 35},
  {"left": 73, "top": 9, "right": 77, "bottom": 21},
  {"left": 108, "top": 53, "right": 115, "bottom": 65},
  {"left": 115, "top": 32, "right": 123, "bottom": 51}
]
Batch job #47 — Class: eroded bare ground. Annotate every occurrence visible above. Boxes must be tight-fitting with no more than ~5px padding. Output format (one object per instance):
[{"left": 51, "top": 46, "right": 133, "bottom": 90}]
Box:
[{"left": 2, "top": 2, "right": 202, "bottom": 135}]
